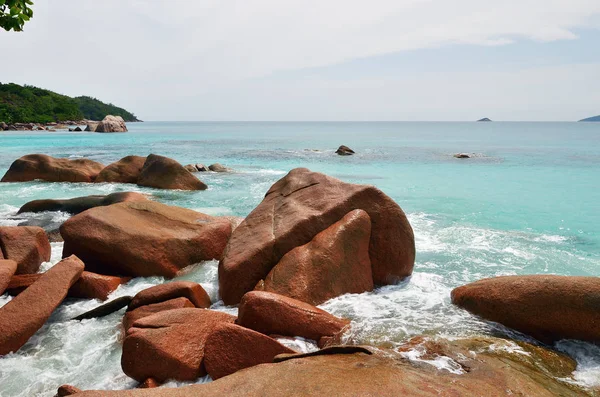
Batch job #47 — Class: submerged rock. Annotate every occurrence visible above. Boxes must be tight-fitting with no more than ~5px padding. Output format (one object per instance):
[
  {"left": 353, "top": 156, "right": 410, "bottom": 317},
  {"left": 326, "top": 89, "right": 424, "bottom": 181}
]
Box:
[
  {"left": 204, "top": 323, "right": 295, "bottom": 380},
  {"left": 208, "top": 163, "right": 231, "bottom": 172},
  {"left": 0, "top": 226, "right": 51, "bottom": 274},
  {"left": 18, "top": 192, "right": 148, "bottom": 215},
  {"left": 137, "top": 154, "right": 208, "bottom": 190},
  {"left": 335, "top": 145, "right": 355, "bottom": 156},
  {"left": 219, "top": 168, "right": 415, "bottom": 305},
  {"left": 451, "top": 275, "right": 600, "bottom": 344},
  {"left": 237, "top": 291, "right": 350, "bottom": 347},
  {"left": 0, "top": 255, "right": 84, "bottom": 355},
  {"left": 95, "top": 155, "right": 147, "bottom": 184},
  {"left": 256, "top": 209, "right": 373, "bottom": 305},
  {"left": 61, "top": 201, "right": 232, "bottom": 277},
  {"left": 95, "top": 115, "right": 127, "bottom": 133},
  {"left": 0, "top": 154, "right": 105, "bottom": 183},
  {"left": 122, "top": 308, "right": 236, "bottom": 382},
  {"left": 0, "top": 260, "right": 17, "bottom": 295}
]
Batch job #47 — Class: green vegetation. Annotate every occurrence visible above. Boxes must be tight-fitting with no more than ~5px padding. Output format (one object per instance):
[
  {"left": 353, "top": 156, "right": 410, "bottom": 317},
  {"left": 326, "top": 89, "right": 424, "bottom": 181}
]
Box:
[
  {"left": 73, "top": 96, "right": 138, "bottom": 122},
  {"left": 0, "top": 82, "right": 139, "bottom": 123},
  {"left": 0, "top": 0, "right": 33, "bottom": 32}
]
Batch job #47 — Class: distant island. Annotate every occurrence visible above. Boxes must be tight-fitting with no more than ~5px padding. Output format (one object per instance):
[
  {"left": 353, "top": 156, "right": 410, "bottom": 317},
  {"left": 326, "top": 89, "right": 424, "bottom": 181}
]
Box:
[
  {"left": 0, "top": 82, "right": 139, "bottom": 124},
  {"left": 579, "top": 115, "right": 600, "bottom": 122},
  {"left": 477, "top": 117, "right": 492, "bottom": 122}
]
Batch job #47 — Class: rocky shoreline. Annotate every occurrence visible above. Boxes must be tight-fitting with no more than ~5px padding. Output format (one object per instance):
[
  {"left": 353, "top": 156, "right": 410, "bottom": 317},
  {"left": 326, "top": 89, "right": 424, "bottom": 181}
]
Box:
[
  {"left": 0, "top": 153, "right": 598, "bottom": 396},
  {"left": 0, "top": 114, "right": 133, "bottom": 132}
]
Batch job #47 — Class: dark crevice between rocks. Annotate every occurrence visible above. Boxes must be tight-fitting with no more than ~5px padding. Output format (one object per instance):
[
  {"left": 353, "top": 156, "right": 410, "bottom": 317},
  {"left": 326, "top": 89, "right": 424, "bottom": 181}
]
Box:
[{"left": 274, "top": 345, "right": 373, "bottom": 363}]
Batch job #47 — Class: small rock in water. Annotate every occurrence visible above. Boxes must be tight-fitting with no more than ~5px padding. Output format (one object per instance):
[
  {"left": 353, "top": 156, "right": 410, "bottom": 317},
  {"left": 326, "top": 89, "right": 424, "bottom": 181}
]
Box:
[
  {"left": 195, "top": 163, "right": 208, "bottom": 171},
  {"left": 73, "top": 126, "right": 82, "bottom": 132},
  {"left": 56, "top": 384, "right": 82, "bottom": 396},
  {"left": 184, "top": 164, "right": 198, "bottom": 172},
  {"left": 209, "top": 163, "right": 231, "bottom": 172},
  {"left": 454, "top": 153, "right": 471, "bottom": 159},
  {"left": 477, "top": 117, "right": 492, "bottom": 122},
  {"left": 335, "top": 145, "right": 355, "bottom": 156}
]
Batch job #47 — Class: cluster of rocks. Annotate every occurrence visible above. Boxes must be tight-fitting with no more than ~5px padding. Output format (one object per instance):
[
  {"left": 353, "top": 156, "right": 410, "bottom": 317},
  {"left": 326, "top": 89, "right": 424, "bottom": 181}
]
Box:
[
  {"left": 0, "top": 115, "right": 128, "bottom": 133},
  {"left": 1, "top": 153, "right": 207, "bottom": 190},
  {"left": 184, "top": 163, "right": 232, "bottom": 173},
  {"left": 0, "top": 165, "right": 598, "bottom": 396}
]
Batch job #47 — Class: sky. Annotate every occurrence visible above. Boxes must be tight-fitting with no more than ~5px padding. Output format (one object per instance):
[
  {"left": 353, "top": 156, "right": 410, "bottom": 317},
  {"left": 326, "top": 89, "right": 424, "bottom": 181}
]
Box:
[{"left": 1, "top": 0, "right": 599, "bottom": 121}]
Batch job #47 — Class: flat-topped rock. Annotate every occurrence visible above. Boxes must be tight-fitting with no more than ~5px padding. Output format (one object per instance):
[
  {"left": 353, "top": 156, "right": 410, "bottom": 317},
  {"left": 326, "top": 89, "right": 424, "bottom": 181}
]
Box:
[
  {"left": 452, "top": 275, "right": 600, "bottom": 344},
  {"left": 137, "top": 154, "right": 207, "bottom": 190},
  {"left": 61, "top": 201, "right": 232, "bottom": 277},
  {"left": 219, "top": 168, "right": 415, "bottom": 304},
  {"left": 95, "top": 155, "right": 147, "bottom": 184},
  {"left": 123, "top": 297, "right": 195, "bottom": 331},
  {"left": 18, "top": 192, "right": 148, "bottom": 215},
  {"left": 128, "top": 281, "right": 211, "bottom": 311},
  {"left": 0, "top": 255, "right": 84, "bottom": 355},
  {"left": 1, "top": 154, "right": 105, "bottom": 183},
  {"left": 0, "top": 226, "right": 51, "bottom": 274},
  {"left": 237, "top": 291, "right": 350, "bottom": 347}
]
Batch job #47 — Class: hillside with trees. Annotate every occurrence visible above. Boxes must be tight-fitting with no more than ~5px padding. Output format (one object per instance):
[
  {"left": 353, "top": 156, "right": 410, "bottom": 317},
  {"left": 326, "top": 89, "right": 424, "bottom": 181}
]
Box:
[{"left": 0, "top": 82, "right": 139, "bottom": 123}]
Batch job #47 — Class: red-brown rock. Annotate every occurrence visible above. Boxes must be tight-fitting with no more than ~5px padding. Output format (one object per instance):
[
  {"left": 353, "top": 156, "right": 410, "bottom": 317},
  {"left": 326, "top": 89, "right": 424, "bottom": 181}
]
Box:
[
  {"left": 0, "top": 226, "right": 51, "bottom": 274},
  {"left": 18, "top": 192, "right": 148, "bottom": 215},
  {"left": 137, "top": 154, "right": 207, "bottom": 191},
  {"left": 123, "top": 297, "right": 195, "bottom": 331},
  {"left": 128, "top": 281, "right": 211, "bottom": 311},
  {"left": 122, "top": 308, "right": 236, "bottom": 382},
  {"left": 237, "top": 291, "right": 350, "bottom": 348},
  {"left": 257, "top": 209, "right": 373, "bottom": 305},
  {"left": 0, "top": 154, "right": 105, "bottom": 183},
  {"left": 69, "top": 271, "right": 131, "bottom": 300},
  {"left": 6, "top": 271, "right": 129, "bottom": 301},
  {"left": 451, "top": 275, "right": 600, "bottom": 344},
  {"left": 61, "top": 201, "right": 232, "bottom": 277},
  {"left": 219, "top": 168, "right": 415, "bottom": 304},
  {"left": 95, "top": 155, "right": 147, "bottom": 184},
  {"left": 56, "top": 384, "right": 82, "bottom": 396},
  {"left": 0, "top": 259, "right": 17, "bottom": 295},
  {"left": 204, "top": 323, "right": 295, "bottom": 380},
  {"left": 0, "top": 255, "right": 84, "bottom": 355},
  {"left": 138, "top": 378, "right": 160, "bottom": 389}
]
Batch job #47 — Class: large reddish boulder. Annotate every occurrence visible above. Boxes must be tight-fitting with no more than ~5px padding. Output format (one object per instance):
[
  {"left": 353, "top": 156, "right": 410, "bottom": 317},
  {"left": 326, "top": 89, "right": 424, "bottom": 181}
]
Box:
[
  {"left": 60, "top": 201, "right": 232, "bottom": 277},
  {"left": 237, "top": 291, "right": 350, "bottom": 347},
  {"left": 128, "top": 282, "right": 211, "bottom": 311},
  {"left": 0, "top": 255, "right": 84, "bottom": 355},
  {"left": 94, "top": 115, "right": 128, "bottom": 133},
  {"left": 95, "top": 155, "right": 147, "bottom": 184},
  {"left": 6, "top": 271, "right": 129, "bottom": 301},
  {"left": 219, "top": 168, "right": 415, "bottom": 304},
  {"left": 257, "top": 209, "right": 373, "bottom": 305},
  {"left": 451, "top": 275, "right": 600, "bottom": 344},
  {"left": 18, "top": 192, "right": 148, "bottom": 215},
  {"left": 0, "top": 259, "right": 17, "bottom": 295},
  {"left": 137, "top": 154, "right": 207, "bottom": 191},
  {"left": 204, "top": 323, "right": 295, "bottom": 380},
  {"left": 122, "top": 308, "right": 236, "bottom": 382},
  {"left": 0, "top": 154, "right": 104, "bottom": 183},
  {"left": 123, "top": 297, "right": 195, "bottom": 331},
  {"left": 0, "top": 226, "right": 51, "bottom": 274}
]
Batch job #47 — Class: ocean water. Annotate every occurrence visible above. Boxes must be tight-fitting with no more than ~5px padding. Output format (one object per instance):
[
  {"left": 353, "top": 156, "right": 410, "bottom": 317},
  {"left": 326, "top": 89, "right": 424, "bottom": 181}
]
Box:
[{"left": 0, "top": 121, "right": 599, "bottom": 396}]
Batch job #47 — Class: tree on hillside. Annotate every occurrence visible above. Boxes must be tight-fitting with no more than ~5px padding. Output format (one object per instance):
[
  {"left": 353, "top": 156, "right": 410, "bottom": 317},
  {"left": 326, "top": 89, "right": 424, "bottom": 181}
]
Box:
[{"left": 0, "top": 0, "right": 33, "bottom": 32}]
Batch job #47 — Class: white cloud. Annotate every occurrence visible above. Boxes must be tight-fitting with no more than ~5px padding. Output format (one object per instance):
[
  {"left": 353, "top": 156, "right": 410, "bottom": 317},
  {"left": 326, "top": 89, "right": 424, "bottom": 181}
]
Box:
[{"left": 0, "top": 0, "right": 599, "bottom": 119}]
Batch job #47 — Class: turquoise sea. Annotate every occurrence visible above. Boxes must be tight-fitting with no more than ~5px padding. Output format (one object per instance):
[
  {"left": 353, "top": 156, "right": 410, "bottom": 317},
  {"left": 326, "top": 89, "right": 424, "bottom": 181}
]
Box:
[{"left": 0, "top": 121, "right": 599, "bottom": 395}]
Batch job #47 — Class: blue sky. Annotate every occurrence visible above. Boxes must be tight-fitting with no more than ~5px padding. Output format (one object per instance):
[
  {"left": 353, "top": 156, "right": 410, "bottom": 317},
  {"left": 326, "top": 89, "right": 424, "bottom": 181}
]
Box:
[{"left": 0, "top": 1, "right": 599, "bottom": 121}]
